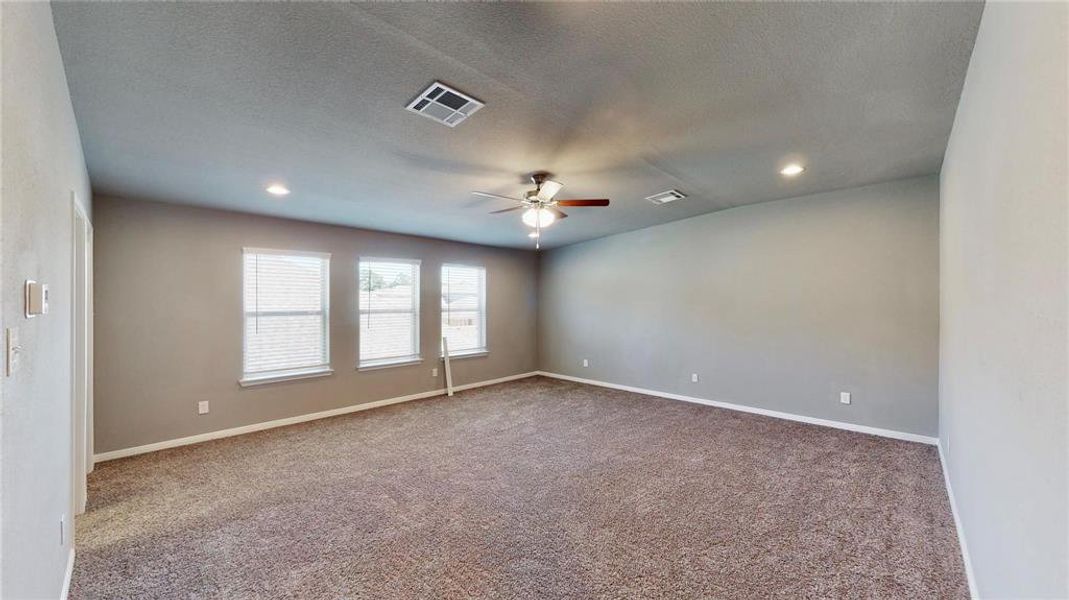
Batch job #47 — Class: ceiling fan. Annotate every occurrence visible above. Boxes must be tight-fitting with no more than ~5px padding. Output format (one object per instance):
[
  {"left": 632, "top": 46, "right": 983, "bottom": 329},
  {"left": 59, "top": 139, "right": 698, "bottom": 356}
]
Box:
[{"left": 473, "top": 172, "right": 610, "bottom": 249}]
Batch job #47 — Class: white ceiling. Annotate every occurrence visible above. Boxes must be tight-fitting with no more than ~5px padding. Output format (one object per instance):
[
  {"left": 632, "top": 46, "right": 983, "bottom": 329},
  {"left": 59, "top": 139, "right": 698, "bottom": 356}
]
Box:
[{"left": 52, "top": 2, "right": 982, "bottom": 249}]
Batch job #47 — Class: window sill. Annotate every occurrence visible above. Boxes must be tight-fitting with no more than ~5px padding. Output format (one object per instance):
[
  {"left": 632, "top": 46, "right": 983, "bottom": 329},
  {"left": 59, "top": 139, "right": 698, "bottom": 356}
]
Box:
[
  {"left": 441, "top": 350, "right": 488, "bottom": 361},
  {"left": 357, "top": 357, "right": 423, "bottom": 371},
  {"left": 239, "top": 368, "right": 334, "bottom": 387}
]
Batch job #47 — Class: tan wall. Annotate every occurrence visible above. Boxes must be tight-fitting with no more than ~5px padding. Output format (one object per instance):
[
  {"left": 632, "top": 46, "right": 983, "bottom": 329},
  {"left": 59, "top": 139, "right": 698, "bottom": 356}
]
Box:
[{"left": 93, "top": 196, "right": 538, "bottom": 453}]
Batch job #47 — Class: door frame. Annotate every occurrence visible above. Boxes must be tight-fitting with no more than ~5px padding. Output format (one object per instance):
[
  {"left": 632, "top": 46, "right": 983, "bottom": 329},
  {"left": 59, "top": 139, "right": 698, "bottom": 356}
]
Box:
[{"left": 71, "top": 193, "right": 93, "bottom": 515}]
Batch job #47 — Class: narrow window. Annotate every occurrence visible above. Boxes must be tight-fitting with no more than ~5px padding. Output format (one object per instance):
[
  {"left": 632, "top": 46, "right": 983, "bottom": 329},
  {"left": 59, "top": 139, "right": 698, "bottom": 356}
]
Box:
[
  {"left": 441, "top": 264, "right": 486, "bottom": 356},
  {"left": 358, "top": 258, "right": 421, "bottom": 368}
]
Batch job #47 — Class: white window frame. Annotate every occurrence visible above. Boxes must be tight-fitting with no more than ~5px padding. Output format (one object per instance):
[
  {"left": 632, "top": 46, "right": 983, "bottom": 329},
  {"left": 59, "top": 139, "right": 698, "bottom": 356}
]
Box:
[
  {"left": 440, "top": 263, "right": 487, "bottom": 359},
  {"left": 357, "top": 257, "right": 422, "bottom": 370},
  {"left": 240, "top": 247, "right": 332, "bottom": 386}
]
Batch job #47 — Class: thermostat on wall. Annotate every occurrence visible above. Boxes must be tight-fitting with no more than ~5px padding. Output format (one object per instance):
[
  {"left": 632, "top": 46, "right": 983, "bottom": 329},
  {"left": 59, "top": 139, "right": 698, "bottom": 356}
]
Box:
[{"left": 25, "top": 280, "right": 49, "bottom": 318}]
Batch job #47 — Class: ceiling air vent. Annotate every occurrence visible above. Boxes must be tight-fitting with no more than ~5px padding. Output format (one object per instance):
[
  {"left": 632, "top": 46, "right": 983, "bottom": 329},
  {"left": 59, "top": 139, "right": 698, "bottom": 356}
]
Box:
[
  {"left": 645, "top": 189, "right": 687, "bottom": 205},
  {"left": 405, "top": 81, "right": 484, "bottom": 128}
]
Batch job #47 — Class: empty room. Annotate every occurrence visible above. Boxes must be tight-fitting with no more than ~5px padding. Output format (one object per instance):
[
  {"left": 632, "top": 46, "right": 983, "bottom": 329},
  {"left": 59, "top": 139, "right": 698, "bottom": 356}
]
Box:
[{"left": 2, "top": 1, "right": 1066, "bottom": 598}]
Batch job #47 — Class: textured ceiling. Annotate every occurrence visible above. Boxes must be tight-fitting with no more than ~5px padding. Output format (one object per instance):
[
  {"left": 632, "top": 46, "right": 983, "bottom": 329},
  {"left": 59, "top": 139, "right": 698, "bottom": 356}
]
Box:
[{"left": 52, "top": 2, "right": 982, "bottom": 249}]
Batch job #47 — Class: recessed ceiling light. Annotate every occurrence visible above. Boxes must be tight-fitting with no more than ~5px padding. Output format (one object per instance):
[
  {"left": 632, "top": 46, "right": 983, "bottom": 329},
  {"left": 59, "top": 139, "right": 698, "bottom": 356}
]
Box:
[
  {"left": 780, "top": 164, "right": 805, "bottom": 177},
  {"left": 265, "top": 183, "right": 290, "bottom": 196}
]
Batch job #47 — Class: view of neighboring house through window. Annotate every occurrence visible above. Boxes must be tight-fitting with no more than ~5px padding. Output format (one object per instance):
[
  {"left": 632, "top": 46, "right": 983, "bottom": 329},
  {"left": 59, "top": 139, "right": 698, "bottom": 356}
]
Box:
[
  {"left": 441, "top": 263, "right": 486, "bottom": 356},
  {"left": 359, "top": 258, "right": 421, "bottom": 368},
  {"left": 242, "top": 248, "right": 331, "bottom": 384}
]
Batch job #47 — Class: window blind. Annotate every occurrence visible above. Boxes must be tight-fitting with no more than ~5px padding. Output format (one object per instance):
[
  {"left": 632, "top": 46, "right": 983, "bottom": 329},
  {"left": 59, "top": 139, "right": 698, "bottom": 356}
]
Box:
[
  {"left": 358, "top": 258, "right": 421, "bottom": 366},
  {"left": 242, "top": 249, "right": 330, "bottom": 381},
  {"left": 441, "top": 264, "right": 486, "bottom": 355}
]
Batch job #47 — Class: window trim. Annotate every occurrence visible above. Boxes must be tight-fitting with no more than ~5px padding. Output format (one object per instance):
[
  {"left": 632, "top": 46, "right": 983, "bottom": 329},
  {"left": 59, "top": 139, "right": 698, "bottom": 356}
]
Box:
[
  {"left": 239, "top": 367, "right": 334, "bottom": 387},
  {"left": 241, "top": 247, "right": 332, "bottom": 385},
  {"left": 357, "top": 256, "right": 422, "bottom": 369},
  {"left": 356, "top": 357, "right": 423, "bottom": 371},
  {"left": 440, "top": 262, "right": 488, "bottom": 357},
  {"left": 440, "top": 350, "right": 488, "bottom": 361}
]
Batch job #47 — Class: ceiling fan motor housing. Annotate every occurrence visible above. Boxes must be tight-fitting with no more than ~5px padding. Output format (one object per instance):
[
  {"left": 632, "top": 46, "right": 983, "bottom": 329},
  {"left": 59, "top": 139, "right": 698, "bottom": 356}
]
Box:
[{"left": 529, "top": 171, "right": 552, "bottom": 187}]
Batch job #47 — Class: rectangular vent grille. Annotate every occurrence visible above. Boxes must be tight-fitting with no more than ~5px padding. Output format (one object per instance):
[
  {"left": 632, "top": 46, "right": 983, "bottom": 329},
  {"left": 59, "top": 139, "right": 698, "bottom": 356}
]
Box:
[
  {"left": 645, "top": 189, "right": 687, "bottom": 205},
  {"left": 406, "top": 81, "right": 484, "bottom": 128}
]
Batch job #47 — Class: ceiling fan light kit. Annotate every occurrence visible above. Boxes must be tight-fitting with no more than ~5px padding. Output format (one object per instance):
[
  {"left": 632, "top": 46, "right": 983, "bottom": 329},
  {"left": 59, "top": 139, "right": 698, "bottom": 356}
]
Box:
[
  {"left": 521, "top": 207, "right": 556, "bottom": 228},
  {"left": 473, "top": 171, "right": 611, "bottom": 249}
]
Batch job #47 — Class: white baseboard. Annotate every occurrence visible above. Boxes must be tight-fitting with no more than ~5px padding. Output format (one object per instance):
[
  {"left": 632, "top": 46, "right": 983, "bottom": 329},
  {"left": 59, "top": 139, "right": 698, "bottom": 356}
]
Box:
[
  {"left": 536, "top": 371, "right": 938, "bottom": 445},
  {"left": 94, "top": 372, "right": 538, "bottom": 462},
  {"left": 60, "top": 547, "right": 75, "bottom": 600},
  {"left": 939, "top": 442, "right": 979, "bottom": 599}
]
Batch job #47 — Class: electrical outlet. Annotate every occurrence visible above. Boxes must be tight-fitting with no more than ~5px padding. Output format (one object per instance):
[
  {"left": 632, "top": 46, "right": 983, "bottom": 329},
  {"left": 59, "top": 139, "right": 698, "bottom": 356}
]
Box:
[
  {"left": 431, "top": 367, "right": 438, "bottom": 377},
  {"left": 691, "top": 373, "right": 699, "bottom": 383},
  {"left": 840, "top": 392, "right": 852, "bottom": 405},
  {"left": 198, "top": 401, "right": 210, "bottom": 415},
  {"left": 582, "top": 359, "right": 589, "bottom": 368}
]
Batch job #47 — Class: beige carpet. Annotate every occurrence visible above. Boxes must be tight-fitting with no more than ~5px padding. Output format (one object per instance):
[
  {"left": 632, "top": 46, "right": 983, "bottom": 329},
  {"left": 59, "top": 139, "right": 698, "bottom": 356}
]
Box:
[{"left": 71, "top": 376, "right": 967, "bottom": 599}]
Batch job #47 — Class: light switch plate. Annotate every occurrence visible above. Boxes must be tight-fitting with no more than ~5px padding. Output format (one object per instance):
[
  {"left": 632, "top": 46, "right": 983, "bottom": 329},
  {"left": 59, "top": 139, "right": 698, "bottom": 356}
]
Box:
[
  {"left": 25, "top": 280, "right": 49, "bottom": 318},
  {"left": 6, "top": 328, "right": 20, "bottom": 376}
]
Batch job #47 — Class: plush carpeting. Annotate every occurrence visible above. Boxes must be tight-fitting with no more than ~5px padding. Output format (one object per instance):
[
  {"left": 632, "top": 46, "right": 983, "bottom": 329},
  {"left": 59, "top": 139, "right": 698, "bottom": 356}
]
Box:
[{"left": 71, "top": 377, "right": 967, "bottom": 599}]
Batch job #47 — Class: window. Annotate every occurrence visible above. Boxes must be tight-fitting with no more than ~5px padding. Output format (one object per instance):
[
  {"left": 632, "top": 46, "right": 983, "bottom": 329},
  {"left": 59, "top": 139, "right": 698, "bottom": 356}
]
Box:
[
  {"left": 358, "top": 258, "right": 421, "bottom": 368},
  {"left": 441, "top": 264, "right": 486, "bottom": 356},
  {"left": 241, "top": 248, "right": 331, "bottom": 385}
]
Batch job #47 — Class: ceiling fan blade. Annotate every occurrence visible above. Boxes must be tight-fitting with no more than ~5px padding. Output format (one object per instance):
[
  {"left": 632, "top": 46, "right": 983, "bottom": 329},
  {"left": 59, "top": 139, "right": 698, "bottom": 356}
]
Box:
[
  {"left": 546, "top": 206, "right": 569, "bottom": 220},
  {"left": 489, "top": 206, "right": 524, "bottom": 214},
  {"left": 556, "top": 199, "right": 610, "bottom": 207},
  {"left": 472, "top": 191, "right": 524, "bottom": 203},
  {"left": 536, "top": 180, "right": 564, "bottom": 201}
]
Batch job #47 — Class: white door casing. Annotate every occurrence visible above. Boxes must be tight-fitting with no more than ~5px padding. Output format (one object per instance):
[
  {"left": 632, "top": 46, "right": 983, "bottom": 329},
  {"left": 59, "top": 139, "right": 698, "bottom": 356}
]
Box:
[{"left": 71, "top": 194, "right": 92, "bottom": 515}]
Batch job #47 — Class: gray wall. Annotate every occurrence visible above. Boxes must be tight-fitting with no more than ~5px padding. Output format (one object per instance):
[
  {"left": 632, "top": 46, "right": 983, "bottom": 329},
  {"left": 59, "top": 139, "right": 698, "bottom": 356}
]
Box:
[
  {"left": 93, "top": 197, "right": 538, "bottom": 454},
  {"left": 539, "top": 177, "right": 939, "bottom": 437},
  {"left": 1, "top": 2, "right": 93, "bottom": 598},
  {"left": 940, "top": 2, "right": 1068, "bottom": 597}
]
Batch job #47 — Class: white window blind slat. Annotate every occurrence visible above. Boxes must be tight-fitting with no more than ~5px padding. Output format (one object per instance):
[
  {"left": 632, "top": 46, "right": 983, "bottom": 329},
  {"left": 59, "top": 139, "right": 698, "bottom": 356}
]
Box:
[
  {"left": 441, "top": 264, "right": 486, "bottom": 355},
  {"left": 243, "top": 250, "right": 330, "bottom": 379},
  {"left": 359, "top": 259, "right": 420, "bottom": 366}
]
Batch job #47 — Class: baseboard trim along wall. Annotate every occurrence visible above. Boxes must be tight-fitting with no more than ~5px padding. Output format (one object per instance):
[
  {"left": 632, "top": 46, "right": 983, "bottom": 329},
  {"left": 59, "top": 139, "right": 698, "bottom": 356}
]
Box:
[
  {"left": 939, "top": 443, "right": 980, "bottom": 599},
  {"left": 536, "top": 371, "right": 939, "bottom": 445},
  {"left": 94, "top": 372, "right": 539, "bottom": 462},
  {"left": 60, "top": 548, "right": 75, "bottom": 600}
]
